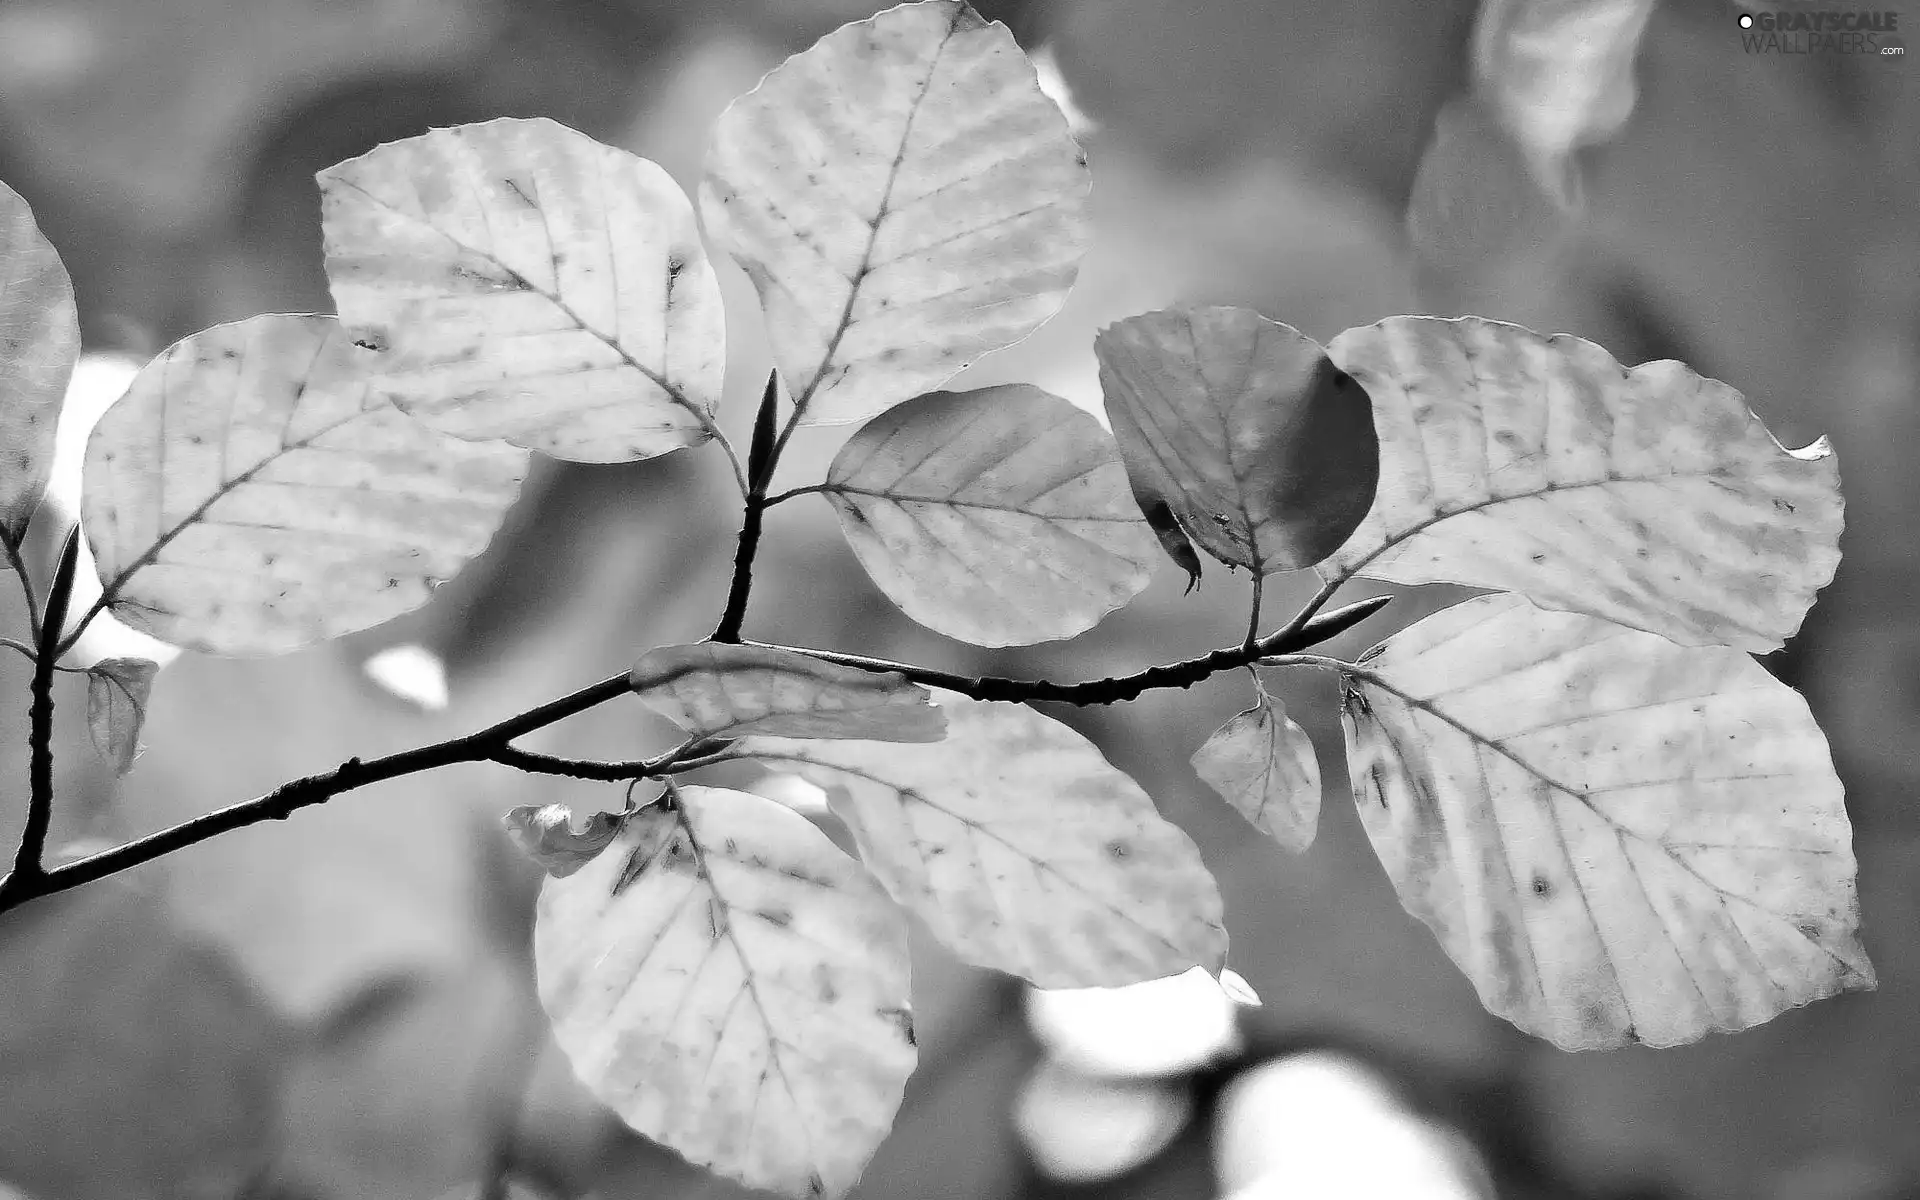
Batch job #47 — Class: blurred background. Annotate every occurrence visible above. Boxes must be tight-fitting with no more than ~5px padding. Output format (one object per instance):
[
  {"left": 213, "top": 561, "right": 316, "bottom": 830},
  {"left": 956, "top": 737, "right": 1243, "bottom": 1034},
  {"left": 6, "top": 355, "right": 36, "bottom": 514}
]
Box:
[{"left": 0, "top": 0, "right": 1915, "bottom": 1197}]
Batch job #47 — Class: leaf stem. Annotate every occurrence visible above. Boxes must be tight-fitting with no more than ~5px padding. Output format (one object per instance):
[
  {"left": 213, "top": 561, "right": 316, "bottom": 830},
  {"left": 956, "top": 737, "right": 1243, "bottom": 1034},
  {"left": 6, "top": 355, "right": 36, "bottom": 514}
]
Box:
[
  {"left": 2, "top": 535, "right": 41, "bottom": 641},
  {"left": 746, "top": 594, "right": 1392, "bottom": 707},
  {"left": 710, "top": 426, "right": 749, "bottom": 500},
  {"left": 761, "top": 483, "right": 828, "bottom": 508}
]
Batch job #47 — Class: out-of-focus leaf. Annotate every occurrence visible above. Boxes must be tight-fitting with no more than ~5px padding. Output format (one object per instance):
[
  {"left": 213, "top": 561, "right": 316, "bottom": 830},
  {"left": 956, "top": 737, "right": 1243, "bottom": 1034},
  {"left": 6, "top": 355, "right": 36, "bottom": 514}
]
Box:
[
  {"left": 629, "top": 641, "right": 945, "bottom": 741},
  {"left": 0, "top": 180, "right": 77, "bottom": 548},
  {"left": 1405, "top": 94, "right": 1568, "bottom": 284},
  {"left": 1192, "top": 687, "right": 1321, "bottom": 853},
  {"left": 0, "top": 0, "right": 483, "bottom": 235},
  {"left": 1471, "top": 0, "right": 1656, "bottom": 195},
  {"left": 1215, "top": 1052, "right": 1492, "bottom": 1200},
  {"left": 1096, "top": 306, "right": 1379, "bottom": 574},
  {"left": 1319, "top": 316, "right": 1841, "bottom": 653},
  {"left": 84, "top": 655, "right": 158, "bottom": 775},
  {"left": 1014, "top": 1061, "right": 1191, "bottom": 1183},
  {"left": 747, "top": 694, "right": 1228, "bottom": 987},
  {"left": 1026, "top": 966, "right": 1243, "bottom": 1077},
  {"left": 362, "top": 642, "right": 449, "bottom": 711},
  {"left": 0, "top": 886, "right": 290, "bottom": 1200},
  {"left": 820, "top": 385, "right": 1156, "bottom": 647},
  {"left": 1342, "top": 593, "right": 1874, "bottom": 1050},
  {"left": 536, "top": 786, "right": 914, "bottom": 1199},
  {"left": 502, "top": 803, "right": 624, "bottom": 879},
  {"left": 701, "top": 0, "right": 1089, "bottom": 427},
  {"left": 321, "top": 117, "right": 726, "bottom": 462},
  {"left": 81, "top": 314, "right": 527, "bottom": 656}
]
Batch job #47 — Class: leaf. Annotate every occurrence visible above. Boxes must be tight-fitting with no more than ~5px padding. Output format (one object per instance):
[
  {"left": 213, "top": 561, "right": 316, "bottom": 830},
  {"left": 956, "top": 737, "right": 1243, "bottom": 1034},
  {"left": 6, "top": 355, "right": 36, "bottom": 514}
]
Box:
[
  {"left": 0, "top": 180, "right": 79, "bottom": 547},
  {"left": 1470, "top": 0, "right": 1657, "bottom": 196},
  {"left": 1341, "top": 592, "right": 1874, "bottom": 1050},
  {"left": 1096, "top": 306, "right": 1379, "bottom": 574},
  {"left": 85, "top": 656, "right": 160, "bottom": 776},
  {"left": 535, "top": 785, "right": 915, "bottom": 1199},
  {"left": 1129, "top": 479, "right": 1203, "bottom": 592},
  {"left": 629, "top": 642, "right": 945, "bottom": 742},
  {"left": 1192, "top": 688, "right": 1321, "bottom": 853},
  {"left": 502, "top": 803, "right": 625, "bottom": 879},
  {"left": 82, "top": 314, "right": 527, "bottom": 656},
  {"left": 820, "top": 384, "right": 1157, "bottom": 646},
  {"left": 747, "top": 695, "right": 1228, "bottom": 987},
  {"left": 320, "top": 117, "right": 725, "bottom": 462},
  {"left": 701, "top": 0, "right": 1089, "bottom": 427},
  {"left": 1318, "top": 316, "right": 1841, "bottom": 653}
]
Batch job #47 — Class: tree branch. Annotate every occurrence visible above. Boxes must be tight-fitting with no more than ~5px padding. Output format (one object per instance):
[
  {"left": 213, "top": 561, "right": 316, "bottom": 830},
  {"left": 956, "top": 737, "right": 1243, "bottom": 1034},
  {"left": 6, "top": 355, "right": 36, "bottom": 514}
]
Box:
[
  {"left": 0, "top": 583, "right": 1387, "bottom": 912},
  {"left": 747, "top": 593, "right": 1392, "bottom": 706},
  {"left": 0, "top": 669, "right": 636, "bottom": 913},
  {"left": 9, "top": 531, "right": 80, "bottom": 886}
]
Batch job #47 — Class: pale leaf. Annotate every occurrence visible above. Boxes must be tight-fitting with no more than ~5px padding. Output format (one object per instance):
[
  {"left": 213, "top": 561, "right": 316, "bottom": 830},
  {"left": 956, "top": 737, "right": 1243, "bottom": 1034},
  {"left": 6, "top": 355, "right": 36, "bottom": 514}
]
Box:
[
  {"left": 1342, "top": 593, "right": 1874, "bottom": 1050},
  {"left": 701, "top": 0, "right": 1089, "bottom": 426},
  {"left": 502, "top": 803, "right": 624, "bottom": 879},
  {"left": 1097, "top": 306, "right": 1379, "bottom": 574},
  {"left": 0, "top": 180, "right": 79, "bottom": 546},
  {"left": 629, "top": 642, "right": 944, "bottom": 741},
  {"left": 1192, "top": 692, "right": 1321, "bottom": 853},
  {"left": 1319, "top": 316, "right": 1841, "bottom": 652},
  {"left": 821, "top": 384, "right": 1156, "bottom": 646},
  {"left": 321, "top": 117, "right": 725, "bottom": 462},
  {"left": 747, "top": 694, "right": 1227, "bottom": 987},
  {"left": 85, "top": 656, "right": 159, "bottom": 776},
  {"left": 82, "top": 314, "right": 527, "bottom": 655},
  {"left": 536, "top": 786, "right": 914, "bottom": 1199}
]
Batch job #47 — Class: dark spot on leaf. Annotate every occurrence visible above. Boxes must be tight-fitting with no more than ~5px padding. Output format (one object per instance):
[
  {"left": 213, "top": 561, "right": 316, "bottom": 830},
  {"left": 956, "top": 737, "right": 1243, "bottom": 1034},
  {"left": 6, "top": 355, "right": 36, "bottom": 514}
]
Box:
[
  {"left": 1530, "top": 552, "right": 1547, "bottom": 563},
  {"left": 1531, "top": 874, "right": 1553, "bottom": 899},
  {"left": 879, "top": 1006, "right": 915, "bottom": 1046},
  {"left": 1106, "top": 840, "right": 1131, "bottom": 860},
  {"left": 808, "top": 1172, "right": 826, "bottom": 1198},
  {"left": 1798, "top": 921, "right": 1821, "bottom": 941}
]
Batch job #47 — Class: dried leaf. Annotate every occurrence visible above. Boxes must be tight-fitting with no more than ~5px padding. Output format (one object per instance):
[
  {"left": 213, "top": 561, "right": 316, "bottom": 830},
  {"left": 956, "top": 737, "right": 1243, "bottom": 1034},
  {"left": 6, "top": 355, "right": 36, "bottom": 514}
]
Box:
[
  {"left": 502, "top": 803, "right": 624, "bottom": 879},
  {"left": 85, "top": 656, "right": 159, "bottom": 776},
  {"left": 628, "top": 642, "right": 945, "bottom": 742},
  {"left": 1192, "top": 690, "right": 1321, "bottom": 853}
]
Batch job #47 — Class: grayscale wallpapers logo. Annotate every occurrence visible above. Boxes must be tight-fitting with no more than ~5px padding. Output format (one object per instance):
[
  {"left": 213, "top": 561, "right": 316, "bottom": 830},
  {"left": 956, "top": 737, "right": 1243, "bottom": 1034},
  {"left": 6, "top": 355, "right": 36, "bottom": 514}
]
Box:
[{"left": 1738, "top": 8, "right": 1906, "bottom": 54}]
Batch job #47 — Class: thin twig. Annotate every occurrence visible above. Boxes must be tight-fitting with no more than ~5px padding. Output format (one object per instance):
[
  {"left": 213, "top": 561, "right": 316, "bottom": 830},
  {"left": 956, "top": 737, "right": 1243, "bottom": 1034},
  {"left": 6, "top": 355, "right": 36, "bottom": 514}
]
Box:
[
  {"left": 0, "top": 670, "right": 633, "bottom": 912},
  {"left": 0, "top": 589, "right": 1391, "bottom": 912},
  {"left": 744, "top": 593, "right": 1392, "bottom": 707}
]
